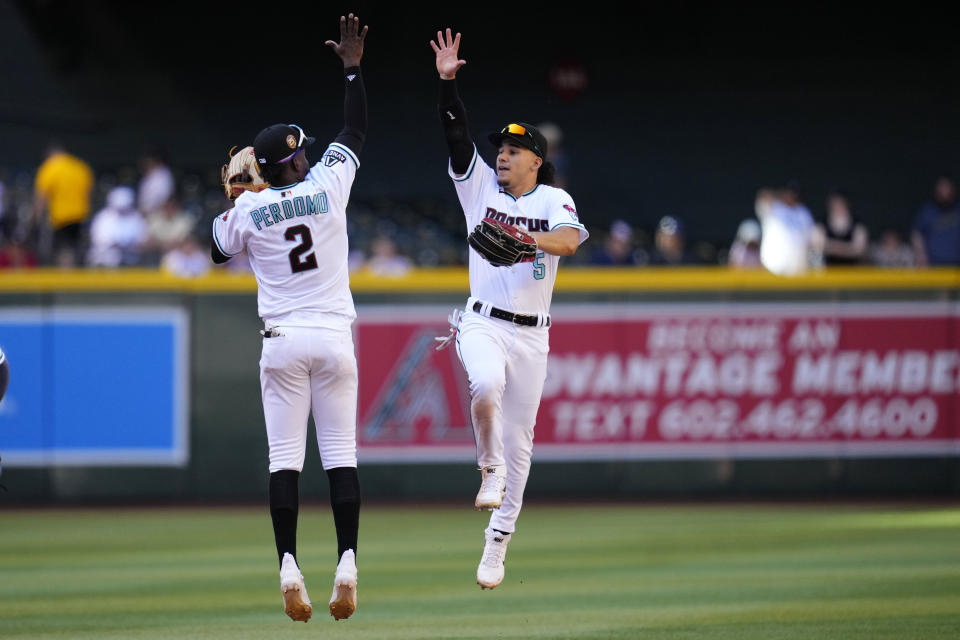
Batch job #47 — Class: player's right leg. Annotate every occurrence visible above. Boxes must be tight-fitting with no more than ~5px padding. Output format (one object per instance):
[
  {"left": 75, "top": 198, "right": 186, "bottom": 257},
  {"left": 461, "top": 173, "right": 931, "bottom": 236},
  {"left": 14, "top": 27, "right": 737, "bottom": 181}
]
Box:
[
  {"left": 455, "top": 313, "right": 509, "bottom": 510},
  {"left": 309, "top": 326, "right": 361, "bottom": 620},
  {"left": 260, "top": 327, "right": 313, "bottom": 622}
]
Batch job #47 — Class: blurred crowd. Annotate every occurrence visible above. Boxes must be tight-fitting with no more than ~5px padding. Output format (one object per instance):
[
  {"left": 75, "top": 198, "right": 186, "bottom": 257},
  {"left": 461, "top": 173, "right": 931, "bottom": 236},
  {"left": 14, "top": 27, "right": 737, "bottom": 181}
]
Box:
[
  {"left": 0, "top": 143, "right": 469, "bottom": 276},
  {"left": 584, "top": 176, "right": 960, "bottom": 273},
  {"left": 1, "top": 138, "right": 957, "bottom": 276}
]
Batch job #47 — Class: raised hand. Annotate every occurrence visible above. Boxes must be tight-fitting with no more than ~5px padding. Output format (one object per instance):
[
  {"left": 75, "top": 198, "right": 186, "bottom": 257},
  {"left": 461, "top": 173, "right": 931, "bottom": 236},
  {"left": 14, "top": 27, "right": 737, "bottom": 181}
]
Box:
[
  {"left": 430, "top": 28, "right": 466, "bottom": 80},
  {"left": 325, "top": 13, "right": 368, "bottom": 67}
]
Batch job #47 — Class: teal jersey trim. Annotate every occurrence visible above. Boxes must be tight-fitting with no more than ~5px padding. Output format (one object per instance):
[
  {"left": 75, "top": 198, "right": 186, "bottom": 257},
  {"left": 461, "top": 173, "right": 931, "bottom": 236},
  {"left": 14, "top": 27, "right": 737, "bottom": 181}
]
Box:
[
  {"left": 329, "top": 142, "right": 360, "bottom": 170},
  {"left": 500, "top": 184, "right": 540, "bottom": 201},
  {"left": 212, "top": 219, "right": 238, "bottom": 257},
  {"left": 452, "top": 145, "right": 478, "bottom": 182}
]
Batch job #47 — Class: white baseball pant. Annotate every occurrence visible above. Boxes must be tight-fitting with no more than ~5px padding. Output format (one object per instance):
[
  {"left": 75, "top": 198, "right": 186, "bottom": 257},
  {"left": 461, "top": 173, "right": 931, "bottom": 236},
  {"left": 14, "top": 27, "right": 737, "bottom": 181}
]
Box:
[
  {"left": 259, "top": 326, "right": 359, "bottom": 472},
  {"left": 455, "top": 310, "right": 549, "bottom": 533}
]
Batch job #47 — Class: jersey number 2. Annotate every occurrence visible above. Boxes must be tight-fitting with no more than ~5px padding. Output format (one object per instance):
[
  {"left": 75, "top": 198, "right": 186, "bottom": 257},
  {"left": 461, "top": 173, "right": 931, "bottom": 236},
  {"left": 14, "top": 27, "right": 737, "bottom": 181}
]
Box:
[{"left": 285, "top": 224, "right": 318, "bottom": 273}]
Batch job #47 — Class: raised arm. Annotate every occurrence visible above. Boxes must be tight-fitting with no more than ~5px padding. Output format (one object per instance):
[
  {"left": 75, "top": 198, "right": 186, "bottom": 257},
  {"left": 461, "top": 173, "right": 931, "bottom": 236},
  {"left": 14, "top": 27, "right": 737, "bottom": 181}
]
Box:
[
  {"left": 431, "top": 28, "right": 473, "bottom": 175},
  {"left": 326, "top": 13, "right": 368, "bottom": 156}
]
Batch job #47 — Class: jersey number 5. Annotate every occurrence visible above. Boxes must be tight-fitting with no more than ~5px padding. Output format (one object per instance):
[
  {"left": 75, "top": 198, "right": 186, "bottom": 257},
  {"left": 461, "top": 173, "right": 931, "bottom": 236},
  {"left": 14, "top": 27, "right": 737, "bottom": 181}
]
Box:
[
  {"left": 533, "top": 251, "right": 545, "bottom": 280},
  {"left": 285, "top": 224, "right": 318, "bottom": 273}
]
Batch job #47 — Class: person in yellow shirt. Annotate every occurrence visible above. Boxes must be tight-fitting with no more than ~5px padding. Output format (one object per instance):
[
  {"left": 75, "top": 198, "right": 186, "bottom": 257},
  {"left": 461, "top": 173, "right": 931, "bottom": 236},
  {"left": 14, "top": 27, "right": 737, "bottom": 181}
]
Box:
[{"left": 34, "top": 144, "right": 94, "bottom": 267}]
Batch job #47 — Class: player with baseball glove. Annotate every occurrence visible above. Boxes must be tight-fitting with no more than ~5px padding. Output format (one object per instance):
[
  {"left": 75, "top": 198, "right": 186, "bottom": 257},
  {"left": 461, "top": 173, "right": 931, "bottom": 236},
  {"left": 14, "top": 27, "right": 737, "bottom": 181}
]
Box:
[
  {"left": 211, "top": 13, "right": 369, "bottom": 625},
  {"left": 431, "top": 28, "right": 589, "bottom": 590},
  {"left": 221, "top": 145, "right": 269, "bottom": 200},
  {"left": 468, "top": 218, "right": 538, "bottom": 267}
]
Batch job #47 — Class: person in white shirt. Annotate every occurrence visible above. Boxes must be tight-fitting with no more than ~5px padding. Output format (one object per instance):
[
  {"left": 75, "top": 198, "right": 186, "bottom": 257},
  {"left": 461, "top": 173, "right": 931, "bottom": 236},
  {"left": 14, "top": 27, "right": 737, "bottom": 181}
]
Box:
[
  {"left": 87, "top": 186, "right": 148, "bottom": 267},
  {"left": 431, "top": 28, "right": 589, "bottom": 591},
  {"left": 209, "top": 13, "right": 367, "bottom": 625},
  {"left": 755, "top": 182, "right": 815, "bottom": 276},
  {"left": 728, "top": 218, "right": 763, "bottom": 269},
  {"left": 137, "top": 148, "right": 175, "bottom": 217},
  {"left": 161, "top": 235, "right": 210, "bottom": 277}
]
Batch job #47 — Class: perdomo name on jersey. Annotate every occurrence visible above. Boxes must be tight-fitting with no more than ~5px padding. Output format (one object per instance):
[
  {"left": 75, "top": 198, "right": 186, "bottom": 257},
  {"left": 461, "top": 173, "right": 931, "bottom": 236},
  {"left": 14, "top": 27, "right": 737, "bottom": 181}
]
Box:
[{"left": 251, "top": 192, "right": 329, "bottom": 231}]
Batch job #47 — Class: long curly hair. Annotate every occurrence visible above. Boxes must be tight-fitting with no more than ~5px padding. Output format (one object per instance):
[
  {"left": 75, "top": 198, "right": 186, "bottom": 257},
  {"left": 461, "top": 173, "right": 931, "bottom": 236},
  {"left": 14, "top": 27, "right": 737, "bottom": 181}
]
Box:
[{"left": 537, "top": 160, "right": 556, "bottom": 186}]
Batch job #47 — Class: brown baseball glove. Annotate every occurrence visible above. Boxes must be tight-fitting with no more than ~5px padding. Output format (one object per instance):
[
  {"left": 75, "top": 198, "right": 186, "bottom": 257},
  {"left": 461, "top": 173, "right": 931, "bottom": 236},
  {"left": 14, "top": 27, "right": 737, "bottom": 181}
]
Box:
[{"left": 221, "top": 145, "right": 269, "bottom": 200}]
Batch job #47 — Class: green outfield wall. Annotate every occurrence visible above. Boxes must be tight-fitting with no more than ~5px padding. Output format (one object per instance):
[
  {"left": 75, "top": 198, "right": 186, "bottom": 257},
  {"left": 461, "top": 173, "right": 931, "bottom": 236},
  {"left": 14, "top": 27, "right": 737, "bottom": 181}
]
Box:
[{"left": 0, "top": 267, "right": 958, "bottom": 504}]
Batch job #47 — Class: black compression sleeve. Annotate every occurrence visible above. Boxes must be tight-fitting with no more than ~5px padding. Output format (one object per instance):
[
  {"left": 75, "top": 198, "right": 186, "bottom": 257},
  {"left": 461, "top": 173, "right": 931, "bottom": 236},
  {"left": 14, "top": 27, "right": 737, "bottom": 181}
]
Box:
[
  {"left": 333, "top": 65, "right": 367, "bottom": 156},
  {"left": 438, "top": 78, "right": 474, "bottom": 175},
  {"left": 211, "top": 238, "right": 230, "bottom": 264}
]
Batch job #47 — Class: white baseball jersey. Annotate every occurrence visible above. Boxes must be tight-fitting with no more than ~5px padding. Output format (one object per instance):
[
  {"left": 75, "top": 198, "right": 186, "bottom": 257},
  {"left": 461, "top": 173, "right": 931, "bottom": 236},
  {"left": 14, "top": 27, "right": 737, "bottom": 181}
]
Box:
[
  {"left": 759, "top": 201, "right": 815, "bottom": 276},
  {"left": 450, "top": 146, "right": 588, "bottom": 315},
  {"left": 213, "top": 142, "right": 359, "bottom": 330}
]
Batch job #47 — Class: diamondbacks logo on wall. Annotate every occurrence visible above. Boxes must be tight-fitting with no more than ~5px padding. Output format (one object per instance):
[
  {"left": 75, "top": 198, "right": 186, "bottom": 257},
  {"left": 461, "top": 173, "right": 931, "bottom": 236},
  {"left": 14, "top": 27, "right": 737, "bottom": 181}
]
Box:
[
  {"left": 358, "top": 327, "right": 472, "bottom": 446},
  {"left": 324, "top": 149, "right": 347, "bottom": 167},
  {"left": 563, "top": 204, "right": 578, "bottom": 221},
  {"left": 285, "top": 134, "right": 297, "bottom": 149}
]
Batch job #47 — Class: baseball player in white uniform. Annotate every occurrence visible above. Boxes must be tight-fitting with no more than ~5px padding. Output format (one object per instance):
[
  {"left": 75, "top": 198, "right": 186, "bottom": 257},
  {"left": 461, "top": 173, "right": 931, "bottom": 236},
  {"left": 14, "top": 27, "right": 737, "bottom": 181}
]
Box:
[
  {"left": 431, "top": 29, "right": 589, "bottom": 589},
  {"left": 210, "top": 14, "right": 368, "bottom": 624}
]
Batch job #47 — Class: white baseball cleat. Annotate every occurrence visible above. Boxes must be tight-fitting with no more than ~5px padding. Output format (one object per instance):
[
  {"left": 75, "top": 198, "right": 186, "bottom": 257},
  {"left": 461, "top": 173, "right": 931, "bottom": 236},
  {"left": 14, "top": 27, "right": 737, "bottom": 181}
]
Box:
[
  {"left": 280, "top": 552, "right": 312, "bottom": 622},
  {"left": 474, "top": 465, "right": 506, "bottom": 510},
  {"left": 328, "top": 549, "right": 358, "bottom": 621},
  {"left": 477, "top": 527, "right": 511, "bottom": 589}
]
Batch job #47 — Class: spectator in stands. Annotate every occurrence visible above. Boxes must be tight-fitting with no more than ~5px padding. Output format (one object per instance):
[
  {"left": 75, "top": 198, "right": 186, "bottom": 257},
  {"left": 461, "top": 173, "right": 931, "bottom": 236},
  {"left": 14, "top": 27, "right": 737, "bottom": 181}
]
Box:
[
  {"left": 86, "top": 186, "right": 149, "bottom": 267},
  {"left": 590, "top": 219, "right": 642, "bottom": 265},
  {"left": 537, "top": 121, "right": 568, "bottom": 190},
  {"left": 365, "top": 234, "right": 412, "bottom": 276},
  {"left": 911, "top": 175, "right": 960, "bottom": 266},
  {"left": 650, "top": 215, "right": 696, "bottom": 265},
  {"left": 870, "top": 228, "right": 916, "bottom": 268},
  {"left": 754, "top": 181, "right": 815, "bottom": 276},
  {"left": 137, "top": 146, "right": 175, "bottom": 218},
  {"left": 811, "top": 189, "right": 868, "bottom": 265},
  {"left": 161, "top": 234, "right": 211, "bottom": 278},
  {"left": 33, "top": 142, "right": 95, "bottom": 267},
  {"left": 0, "top": 236, "right": 38, "bottom": 269},
  {"left": 728, "top": 218, "right": 763, "bottom": 269},
  {"left": 145, "top": 196, "right": 196, "bottom": 265}
]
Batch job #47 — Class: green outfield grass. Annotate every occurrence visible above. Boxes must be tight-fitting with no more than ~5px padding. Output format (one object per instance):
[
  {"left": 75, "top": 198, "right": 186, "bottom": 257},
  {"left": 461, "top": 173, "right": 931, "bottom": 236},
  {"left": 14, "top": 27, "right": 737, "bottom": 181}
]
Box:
[{"left": 1, "top": 502, "right": 959, "bottom": 639}]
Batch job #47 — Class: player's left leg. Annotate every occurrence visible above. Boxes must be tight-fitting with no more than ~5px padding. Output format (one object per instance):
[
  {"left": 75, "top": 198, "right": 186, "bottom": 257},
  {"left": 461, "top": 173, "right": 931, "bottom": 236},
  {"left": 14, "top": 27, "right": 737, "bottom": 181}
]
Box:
[
  {"left": 309, "top": 326, "right": 361, "bottom": 620},
  {"left": 478, "top": 327, "right": 549, "bottom": 589}
]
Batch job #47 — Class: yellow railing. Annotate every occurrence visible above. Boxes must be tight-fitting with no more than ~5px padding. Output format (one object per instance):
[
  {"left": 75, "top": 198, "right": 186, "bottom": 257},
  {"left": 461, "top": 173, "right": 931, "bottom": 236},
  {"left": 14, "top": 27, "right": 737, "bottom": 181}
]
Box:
[{"left": 0, "top": 266, "right": 957, "bottom": 293}]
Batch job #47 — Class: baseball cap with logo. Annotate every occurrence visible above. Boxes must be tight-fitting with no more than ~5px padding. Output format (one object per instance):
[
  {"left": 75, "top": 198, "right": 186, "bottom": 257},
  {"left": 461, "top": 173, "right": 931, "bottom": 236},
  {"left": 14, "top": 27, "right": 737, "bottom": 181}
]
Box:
[
  {"left": 488, "top": 122, "right": 548, "bottom": 159},
  {"left": 253, "top": 123, "right": 316, "bottom": 165}
]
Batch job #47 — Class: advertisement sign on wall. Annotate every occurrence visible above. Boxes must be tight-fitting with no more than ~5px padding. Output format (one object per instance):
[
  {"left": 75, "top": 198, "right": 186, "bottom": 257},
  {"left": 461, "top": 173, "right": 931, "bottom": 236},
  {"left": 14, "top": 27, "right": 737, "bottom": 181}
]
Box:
[
  {"left": 355, "top": 303, "right": 959, "bottom": 462},
  {"left": 0, "top": 307, "right": 189, "bottom": 467}
]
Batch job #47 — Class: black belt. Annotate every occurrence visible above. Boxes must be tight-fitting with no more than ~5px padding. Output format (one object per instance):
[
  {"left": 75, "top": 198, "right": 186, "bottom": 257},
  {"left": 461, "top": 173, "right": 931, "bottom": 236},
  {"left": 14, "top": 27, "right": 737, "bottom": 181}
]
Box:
[{"left": 473, "top": 301, "right": 549, "bottom": 327}]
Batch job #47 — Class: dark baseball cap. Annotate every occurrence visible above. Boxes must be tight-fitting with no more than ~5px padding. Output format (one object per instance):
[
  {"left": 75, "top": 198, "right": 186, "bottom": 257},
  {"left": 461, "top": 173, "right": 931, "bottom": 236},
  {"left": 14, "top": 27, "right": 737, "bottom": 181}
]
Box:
[
  {"left": 488, "top": 122, "right": 548, "bottom": 159},
  {"left": 253, "top": 123, "right": 316, "bottom": 165}
]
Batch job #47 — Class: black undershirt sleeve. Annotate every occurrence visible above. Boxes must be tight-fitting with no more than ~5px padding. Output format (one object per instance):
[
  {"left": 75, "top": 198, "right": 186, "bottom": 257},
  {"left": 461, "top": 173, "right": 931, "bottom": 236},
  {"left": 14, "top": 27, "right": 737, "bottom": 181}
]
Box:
[
  {"left": 333, "top": 65, "right": 367, "bottom": 156},
  {"left": 210, "top": 238, "right": 230, "bottom": 264},
  {"left": 438, "top": 78, "right": 474, "bottom": 175}
]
